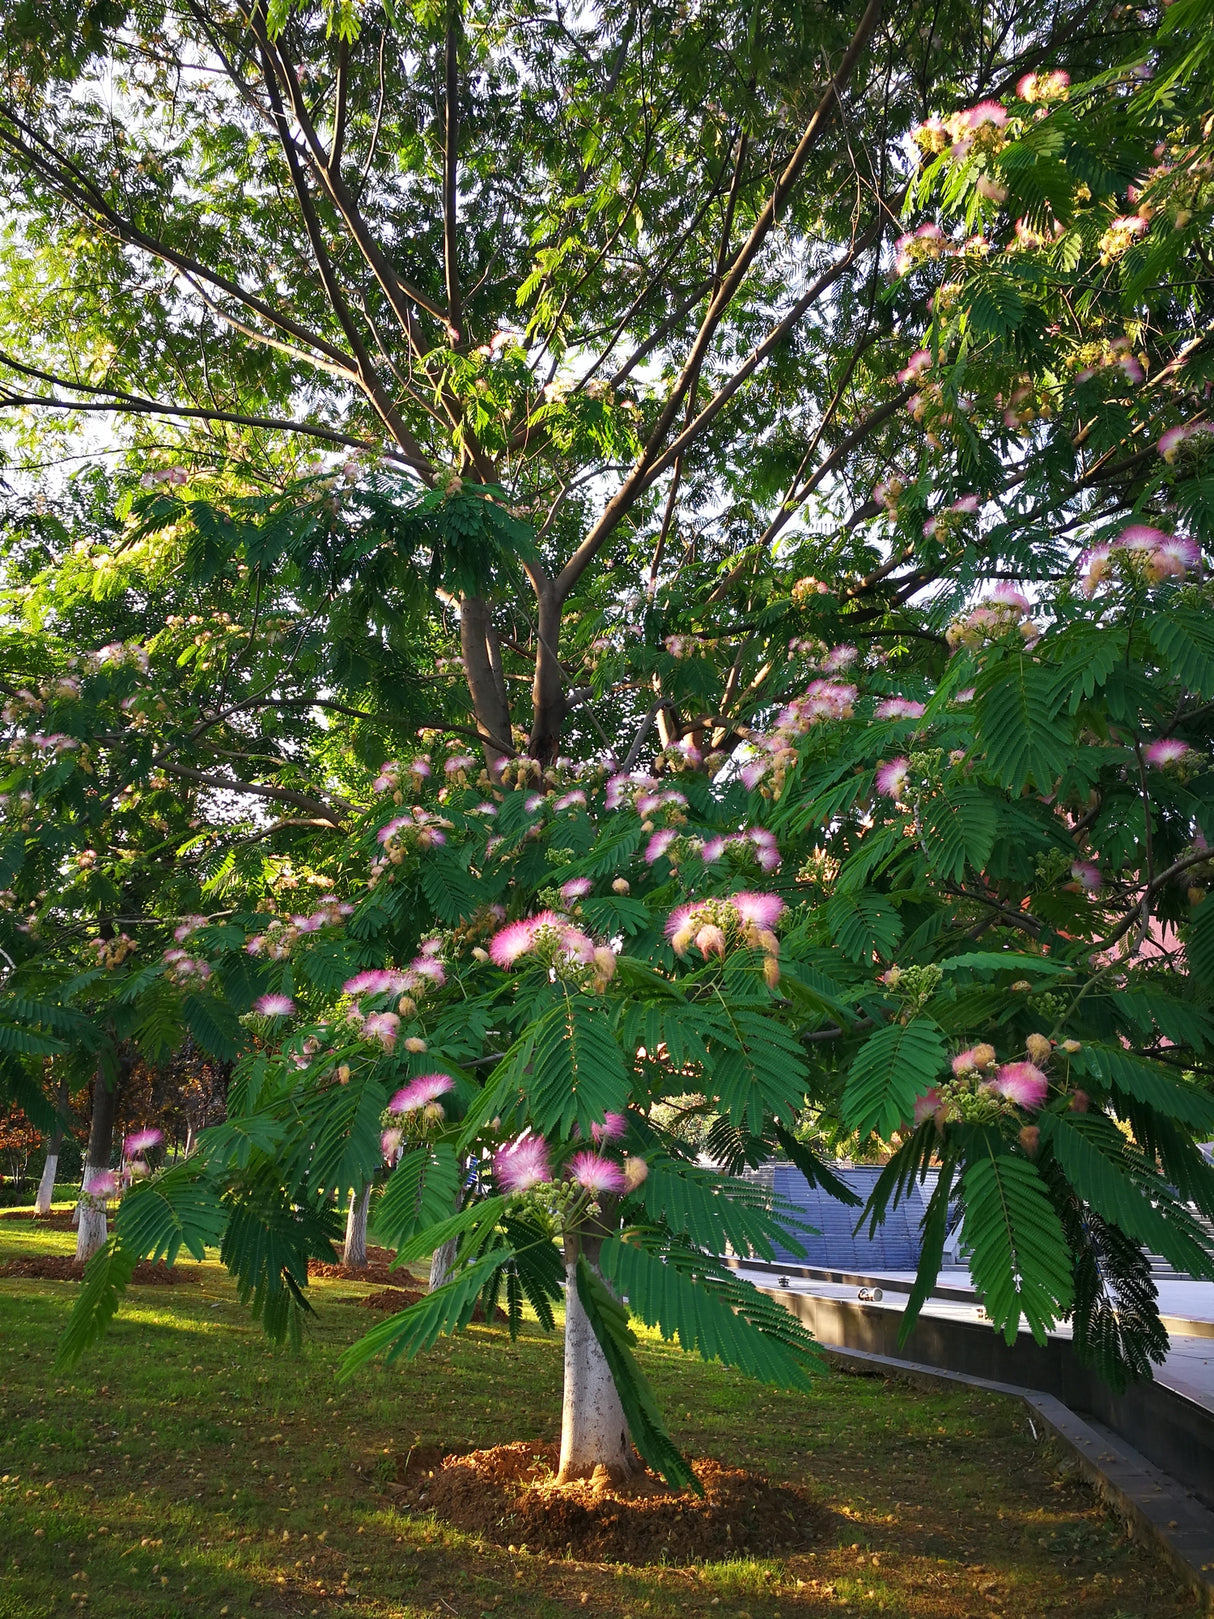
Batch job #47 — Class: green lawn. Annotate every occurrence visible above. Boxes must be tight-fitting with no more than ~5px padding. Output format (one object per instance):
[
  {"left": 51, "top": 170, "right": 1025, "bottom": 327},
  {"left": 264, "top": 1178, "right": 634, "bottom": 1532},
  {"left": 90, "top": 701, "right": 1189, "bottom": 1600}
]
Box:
[{"left": 0, "top": 1210, "right": 1197, "bottom": 1618}]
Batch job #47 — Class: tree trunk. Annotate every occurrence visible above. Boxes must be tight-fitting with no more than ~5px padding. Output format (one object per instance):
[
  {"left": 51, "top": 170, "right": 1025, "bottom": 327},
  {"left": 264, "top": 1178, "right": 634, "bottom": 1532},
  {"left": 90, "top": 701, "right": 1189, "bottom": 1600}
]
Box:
[
  {"left": 34, "top": 1151, "right": 59, "bottom": 1216},
  {"left": 75, "top": 1059, "right": 119, "bottom": 1262},
  {"left": 35, "top": 1071, "right": 71, "bottom": 1216},
  {"left": 428, "top": 1237, "right": 458, "bottom": 1291},
  {"left": 556, "top": 1233, "right": 636, "bottom": 1485},
  {"left": 342, "top": 1182, "right": 372, "bottom": 1268},
  {"left": 460, "top": 594, "right": 513, "bottom": 773}
]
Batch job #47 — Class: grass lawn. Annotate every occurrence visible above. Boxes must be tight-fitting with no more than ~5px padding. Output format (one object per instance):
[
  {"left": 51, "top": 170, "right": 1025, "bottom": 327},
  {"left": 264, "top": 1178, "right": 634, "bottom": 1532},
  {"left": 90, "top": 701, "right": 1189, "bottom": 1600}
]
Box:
[{"left": 0, "top": 1208, "right": 1198, "bottom": 1619}]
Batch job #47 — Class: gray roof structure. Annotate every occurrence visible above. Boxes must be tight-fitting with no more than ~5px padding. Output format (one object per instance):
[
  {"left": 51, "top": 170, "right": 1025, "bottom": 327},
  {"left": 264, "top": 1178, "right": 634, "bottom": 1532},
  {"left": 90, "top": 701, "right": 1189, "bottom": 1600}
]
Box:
[{"left": 744, "top": 1161, "right": 939, "bottom": 1270}]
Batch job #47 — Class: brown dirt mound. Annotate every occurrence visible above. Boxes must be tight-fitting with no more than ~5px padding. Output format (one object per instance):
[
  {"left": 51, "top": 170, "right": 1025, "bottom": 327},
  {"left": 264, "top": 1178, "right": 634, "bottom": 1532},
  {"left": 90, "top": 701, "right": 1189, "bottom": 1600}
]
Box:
[
  {"left": 308, "top": 1246, "right": 404, "bottom": 1283},
  {"left": 361, "top": 1286, "right": 426, "bottom": 1311},
  {"left": 361, "top": 1287, "right": 507, "bottom": 1325},
  {"left": 0, "top": 1211, "right": 77, "bottom": 1229},
  {"left": 0, "top": 1255, "right": 197, "bottom": 1284},
  {"left": 389, "top": 1441, "right": 831, "bottom": 1564}
]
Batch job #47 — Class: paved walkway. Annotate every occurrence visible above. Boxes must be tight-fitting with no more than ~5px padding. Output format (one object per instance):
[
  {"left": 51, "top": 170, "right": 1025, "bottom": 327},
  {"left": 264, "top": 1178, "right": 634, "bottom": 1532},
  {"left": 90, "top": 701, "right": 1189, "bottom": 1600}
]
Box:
[{"left": 736, "top": 1264, "right": 1214, "bottom": 1413}]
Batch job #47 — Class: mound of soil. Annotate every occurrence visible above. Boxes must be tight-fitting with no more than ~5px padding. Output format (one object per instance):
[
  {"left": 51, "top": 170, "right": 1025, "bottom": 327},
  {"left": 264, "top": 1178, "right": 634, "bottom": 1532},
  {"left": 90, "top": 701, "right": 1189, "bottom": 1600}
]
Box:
[
  {"left": 0, "top": 1255, "right": 197, "bottom": 1284},
  {"left": 361, "top": 1286, "right": 425, "bottom": 1311},
  {"left": 389, "top": 1441, "right": 831, "bottom": 1564},
  {"left": 360, "top": 1286, "right": 507, "bottom": 1325},
  {"left": 308, "top": 1246, "right": 405, "bottom": 1284}
]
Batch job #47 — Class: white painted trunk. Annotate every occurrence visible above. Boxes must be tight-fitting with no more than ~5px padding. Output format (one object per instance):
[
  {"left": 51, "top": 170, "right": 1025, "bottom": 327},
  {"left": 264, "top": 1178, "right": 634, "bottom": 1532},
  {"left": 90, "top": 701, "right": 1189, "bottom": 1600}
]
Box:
[
  {"left": 35, "top": 1153, "right": 58, "bottom": 1216},
  {"left": 342, "top": 1183, "right": 372, "bottom": 1268},
  {"left": 75, "top": 1193, "right": 107, "bottom": 1262},
  {"left": 428, "top": 1237, "right": 458, "bottom": 1291},
  {"left": 557, "top": 1255, "right": 635, "bottom": 1484}
]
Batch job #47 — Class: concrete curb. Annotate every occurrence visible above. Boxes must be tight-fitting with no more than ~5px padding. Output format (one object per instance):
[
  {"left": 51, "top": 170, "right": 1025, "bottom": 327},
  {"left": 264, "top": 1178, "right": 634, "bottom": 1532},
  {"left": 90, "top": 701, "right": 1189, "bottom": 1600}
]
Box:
[{"left": 816, "top": 1340, "right": 1214, "bottom": 1611}]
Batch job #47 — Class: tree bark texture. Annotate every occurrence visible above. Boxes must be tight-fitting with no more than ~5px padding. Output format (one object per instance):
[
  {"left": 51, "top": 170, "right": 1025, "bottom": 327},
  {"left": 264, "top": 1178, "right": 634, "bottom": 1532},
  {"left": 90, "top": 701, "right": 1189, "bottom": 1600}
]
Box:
[
  {"left": 342, "top": 1182, "right": 372, "bottom": 1268},
  {"left": 557, "top": 1235, "right": 636, "bottom": 1484},
  {"left": 75, "top": 1059, "right": 119, "bottom": 1262},
  {"left": 428, "top": 1236, "right": 458, "bottom": 1292}
]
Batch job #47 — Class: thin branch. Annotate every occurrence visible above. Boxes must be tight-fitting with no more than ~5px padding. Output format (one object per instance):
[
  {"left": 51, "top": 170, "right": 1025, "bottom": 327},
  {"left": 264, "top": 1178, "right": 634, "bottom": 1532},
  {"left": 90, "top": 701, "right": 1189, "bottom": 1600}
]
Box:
[
  {"left": 443, "top": 7, "right": 462, "bottom": 339},
  {"left": 158, "top": 762, "right": 346, "bottom": 828}
]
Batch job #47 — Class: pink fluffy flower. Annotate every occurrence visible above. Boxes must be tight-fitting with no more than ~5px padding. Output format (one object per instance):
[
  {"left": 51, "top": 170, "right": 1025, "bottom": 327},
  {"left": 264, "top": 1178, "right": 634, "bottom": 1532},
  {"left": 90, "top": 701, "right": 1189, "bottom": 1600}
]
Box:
[
  {"left": 1116, "top": 523, "right": 1169, "bottom": 554},
  {"left": 1158, "top": 421, "right": 1214, "bottom": 464},
  {"left": 494, "top": 1135, "right": 552, "bottom": 1192},
  {"left": 124, "top": 1129, "right": 163, "bottom": 1157},
  {"left": 553, "top": 790, "right": 588, "bottom": 812},
  {"left": 897, "top": 349, "right": 932, "bottom": 384},
  {"left": 591, "top": 1112, "right": 628, "bottom": 1143},
  {"left": 645, "top": 828, "right": 679, "bottom": 864},
  {"left": 1147, "top": 535, "right": 1200, "bottom": 580},
  {"left": 1144, "top": 738, "right": 1191, "bottom": 766},
  {"left": 568, "top": 1151, "right": 628, "bottom": 1195},
  {"left": 488, "top": 910, "right": 592, "bottom": 969},
  {"left": 913, "top": 1088, "right": 941, "bottom": 1127},
  {"left": 990, "top": 1061, "right": 1048, "bottom": 1110},
  {"left": 343, "top": 968, "right": 406, "bottom": 995},
  {"left": 254, "top": 993, "right": 296, "bottom": 1017},
  {"left": 1071, "top": 861, "right": 1103, "bottom": 892},
  {"left": 382, "top": 1127, "right": 404, "bottom": 1161},
  {"left": 376, "top": 815, "right": 410, "bottom": 846},
  {"left": 561, "top": 877, "right": 593, "bottom": 901},
  {"left": 876, "top": 757, "right": 910, "bottom": 799},
  {"left": 694, "top": 923, "right": 728, "bottom": 958},
  {"left": 740, "top": 757, "right": 770, "bottom": 791},
  {"left": 362, "top": 1011, "right": 401, "bottom": 1050},
  {"left": 952, "top": 1044, "right": 995, "bottom": 1077},
  {"left": 1079, "top": 544, "right": 1111, "bottom": 595},
  {"left": 664, "top": 901, "right": 698, "bottom": 944},
  {"left": 875, "top": 698, "right": 926, "bottom": 719},
  {"left": 84, "top": 1170, "right": 118, "bottom": 1200},
  {"left": 963, "top": 100, "right": 1008, "bottom": 128},
  {"left": 731, "top": 891, "right": 785, "bottom": 929},
  {"left": 700, "top": 836, "right": 726, "bottom": 863},
  {"left": 490, "top": 914, "right": 552, "bottom": 967},
  {"left": 986, "top": 583, "right": 1032, "bottom": 613},
  {"left": 388, "top": 1073, "right": 454, "bottom": 1113}
]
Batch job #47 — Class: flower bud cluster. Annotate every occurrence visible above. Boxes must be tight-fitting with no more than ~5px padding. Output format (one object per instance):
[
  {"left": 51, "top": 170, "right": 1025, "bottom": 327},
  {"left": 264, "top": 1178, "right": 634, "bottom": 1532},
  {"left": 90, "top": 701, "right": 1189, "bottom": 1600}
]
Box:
[
  {"left": 493, "top": 1123, "right": 648, "bottom": 1225},
  {"left": 945, "top": 585, "right": 1038, "bottom": 650},
  {"left": 488, "top": 911, "right": 616, "bottom": 991},
  {"left": 162, "top": 947, "right": 211, "bottom": 985},
  {"left": 666, "top": 891, "right": 784, "bottom": 987},
  {"left": 369, "top": 807, "right": 454, "bottom": 885},
  {"left": 739, "top": 681, "right": 858, "bottom": 795},
  {"left": 89, "top": 933, "right": 137, "bottom": 970},
  {"left": 1079, "top": 524, "right": 1201, "bottom": 595}
]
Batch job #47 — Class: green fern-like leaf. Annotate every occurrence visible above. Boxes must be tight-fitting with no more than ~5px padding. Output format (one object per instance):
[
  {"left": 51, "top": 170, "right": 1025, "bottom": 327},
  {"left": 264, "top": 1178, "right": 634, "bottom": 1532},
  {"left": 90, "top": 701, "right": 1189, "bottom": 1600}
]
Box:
[
  {"left": 374, "top": 1144, "right": 463, "bottom": 1250},
  {"left": 920, "top": 787, "right": 998, "bottom": 884},
  {"left": 976, "top": 656, "right": 1071, "bottom": 791},
  {"left": 1076, "top": 1044, "right": 1214, "bottom": 1133},
  {"left": 1149, "top": 608, "right": 1214, "bottom": 699},
  {"left": 527, "top": 998, "right": 630, "bottom": 1135},
  {"left": 962, "top": 1143, "right": 1073, "bottom": 1344},
  {"left": 55, "top": 1239, "right": 139, "bottom": 1369},
  {"left": 339, "top": 1252, "right": 510, "bottom": 1376},
  {"left": 115, "top": 1163, "right": 226, "bottom": 1264},
  {"left": 842, "top": 1020, "right": 948, "bottom": 1139},
  {"left": 638, "top": 1156, "right": 811, "bottom": 1259},
  {"left": 1043, "top": 1112, "right": 1214, "bottom": 1279},
  {"left": 601, "top": 1236, "right": 821, "bottom": 1391}
]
